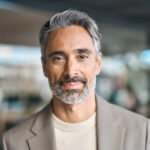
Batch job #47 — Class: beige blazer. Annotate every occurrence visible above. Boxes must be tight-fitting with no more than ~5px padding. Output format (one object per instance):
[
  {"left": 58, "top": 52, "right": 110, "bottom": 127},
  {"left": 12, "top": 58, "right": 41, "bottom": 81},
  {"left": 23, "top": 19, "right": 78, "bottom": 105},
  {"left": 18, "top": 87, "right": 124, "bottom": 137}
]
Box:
[{"left": 2, "top": 95, "right": 150, "bottom": 150}]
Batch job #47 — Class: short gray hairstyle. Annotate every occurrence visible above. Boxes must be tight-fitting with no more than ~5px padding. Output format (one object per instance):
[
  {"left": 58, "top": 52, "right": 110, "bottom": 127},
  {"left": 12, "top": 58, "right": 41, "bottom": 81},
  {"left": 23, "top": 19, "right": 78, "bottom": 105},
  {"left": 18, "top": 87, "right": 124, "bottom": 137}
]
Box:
[{"left": 39, "top": 10, "right": 101, "bottom": 61}]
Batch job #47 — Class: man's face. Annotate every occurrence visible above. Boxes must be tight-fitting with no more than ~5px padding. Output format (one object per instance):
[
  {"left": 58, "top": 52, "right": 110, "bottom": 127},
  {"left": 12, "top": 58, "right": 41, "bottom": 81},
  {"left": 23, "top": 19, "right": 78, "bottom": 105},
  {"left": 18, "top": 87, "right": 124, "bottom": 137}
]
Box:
[{"left": 42, "top": 25, "right": 101, "bottom": 104}]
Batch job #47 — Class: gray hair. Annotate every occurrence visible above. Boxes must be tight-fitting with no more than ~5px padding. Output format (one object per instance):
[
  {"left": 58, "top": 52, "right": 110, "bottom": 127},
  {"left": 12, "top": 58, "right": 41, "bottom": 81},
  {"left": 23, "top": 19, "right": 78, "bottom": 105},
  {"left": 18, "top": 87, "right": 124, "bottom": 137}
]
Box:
[{"left": 39, "top": 10, "right": 101, "bottom": 61}]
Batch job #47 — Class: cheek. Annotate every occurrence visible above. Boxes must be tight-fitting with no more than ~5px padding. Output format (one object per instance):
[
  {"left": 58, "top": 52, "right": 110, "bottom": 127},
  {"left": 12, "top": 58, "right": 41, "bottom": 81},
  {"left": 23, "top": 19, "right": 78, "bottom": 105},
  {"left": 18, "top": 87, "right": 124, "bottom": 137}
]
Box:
[
  {"left": 89, "top": 72, "right": 96, "bottom": 82},
  {"left": 84, "top": 65, "right": 97, "bottom": 82},
  {"left": 47, "top": 65, "right": 64, "bottom": 83}
]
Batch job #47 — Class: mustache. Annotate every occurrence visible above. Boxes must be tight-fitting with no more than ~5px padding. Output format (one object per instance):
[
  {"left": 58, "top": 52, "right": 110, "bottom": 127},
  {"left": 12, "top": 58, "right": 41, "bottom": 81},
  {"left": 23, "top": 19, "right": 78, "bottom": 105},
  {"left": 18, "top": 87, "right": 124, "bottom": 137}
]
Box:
[{"left": 58, "top": 76, "right": 87, "bottom": 85}]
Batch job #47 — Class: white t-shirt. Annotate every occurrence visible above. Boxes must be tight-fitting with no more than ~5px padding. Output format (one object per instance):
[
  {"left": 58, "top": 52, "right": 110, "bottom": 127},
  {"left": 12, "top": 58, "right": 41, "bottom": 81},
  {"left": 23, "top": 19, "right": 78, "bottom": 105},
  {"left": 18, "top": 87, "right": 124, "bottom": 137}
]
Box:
[{"left": 52, "top": 113, "right": 97, "bottom": 150}]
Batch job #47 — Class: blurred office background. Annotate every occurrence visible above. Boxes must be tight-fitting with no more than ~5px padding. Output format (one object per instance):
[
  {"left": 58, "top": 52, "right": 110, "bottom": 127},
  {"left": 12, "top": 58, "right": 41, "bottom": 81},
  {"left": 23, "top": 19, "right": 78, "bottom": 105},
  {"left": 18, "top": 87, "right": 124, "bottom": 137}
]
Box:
[{"left": 0, "top": 0, "right": 150, "bottom": 140}]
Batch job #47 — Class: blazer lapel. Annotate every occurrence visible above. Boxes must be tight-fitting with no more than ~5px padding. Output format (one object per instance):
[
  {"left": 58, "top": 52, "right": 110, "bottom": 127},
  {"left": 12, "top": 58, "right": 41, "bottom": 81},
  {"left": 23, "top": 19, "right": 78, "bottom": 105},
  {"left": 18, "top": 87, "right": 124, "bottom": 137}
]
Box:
[
  {"left": 96, "top": 95, "right": 126, "bottom": 150},
  {"left": 27, "top": 102, "right": 57, "bottom": 150}
]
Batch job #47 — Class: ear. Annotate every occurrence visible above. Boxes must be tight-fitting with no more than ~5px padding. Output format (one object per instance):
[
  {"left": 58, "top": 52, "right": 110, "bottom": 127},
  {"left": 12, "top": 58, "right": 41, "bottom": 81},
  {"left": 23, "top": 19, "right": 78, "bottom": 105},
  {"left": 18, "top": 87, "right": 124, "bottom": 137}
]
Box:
[
  {"left": 96, "top": 52, "right": 102, "bottom": 75},
  {"left": 41, "top": 57, "right": 48, "bottom": 77}
]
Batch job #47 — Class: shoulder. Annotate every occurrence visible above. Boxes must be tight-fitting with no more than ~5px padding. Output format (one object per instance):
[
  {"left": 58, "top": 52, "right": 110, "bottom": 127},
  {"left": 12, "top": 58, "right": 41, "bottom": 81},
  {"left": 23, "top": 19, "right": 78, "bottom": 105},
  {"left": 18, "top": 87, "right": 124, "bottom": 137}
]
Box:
[
  {"left": 97, "top": 95, "right": 150, "bottom": 127},
  {"left": 3, "top": 111, "right": 39, "bottom": 142},
  {"left": 109, "top": 101, "right": 149, "bottom": 125},
  {"left": 100, "top": 97, "right": 150, "bottom": 149},
  {"left": 2, "top": 112, "right": 39, "bottom": 150},
  {"left": 2, "top": 103, "right": 51, "bottom": 144}
]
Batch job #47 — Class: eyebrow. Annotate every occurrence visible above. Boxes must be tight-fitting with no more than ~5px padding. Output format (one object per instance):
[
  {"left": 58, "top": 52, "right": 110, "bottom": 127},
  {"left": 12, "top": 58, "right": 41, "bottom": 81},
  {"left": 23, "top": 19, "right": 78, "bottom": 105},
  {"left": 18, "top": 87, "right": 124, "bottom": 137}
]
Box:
[
  {"left": 48, "top": 51, "right": 65, "bottom": 57},
  {"left": 75, "top": 48, "right": 91, "bottom": 54}
]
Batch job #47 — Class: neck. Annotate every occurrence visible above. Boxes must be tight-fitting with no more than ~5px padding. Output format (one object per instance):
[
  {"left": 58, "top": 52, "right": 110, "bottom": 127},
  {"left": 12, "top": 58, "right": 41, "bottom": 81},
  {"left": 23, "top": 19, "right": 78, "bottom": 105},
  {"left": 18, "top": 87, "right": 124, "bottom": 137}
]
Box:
[{"left": 52, "top": 92, "right": 96, "bottom": 123}]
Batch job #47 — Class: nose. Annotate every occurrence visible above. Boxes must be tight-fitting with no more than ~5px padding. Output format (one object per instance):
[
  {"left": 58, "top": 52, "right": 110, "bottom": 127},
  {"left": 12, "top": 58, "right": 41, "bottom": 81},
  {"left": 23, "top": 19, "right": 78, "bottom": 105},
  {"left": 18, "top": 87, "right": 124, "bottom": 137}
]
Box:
[{"left": 63, "top": 58, "right": 78, "bottom": 78}]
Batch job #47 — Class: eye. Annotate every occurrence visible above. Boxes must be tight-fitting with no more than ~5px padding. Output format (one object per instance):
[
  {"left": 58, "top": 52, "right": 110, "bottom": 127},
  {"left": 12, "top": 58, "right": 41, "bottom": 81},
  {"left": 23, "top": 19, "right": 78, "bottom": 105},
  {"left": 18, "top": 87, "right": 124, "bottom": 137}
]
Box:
[
  {"left": 79, "top": 55, "right": 88, "bottom": 60},
  {"left": 52, "top": 56, "right": 65, "bottom": 63}
]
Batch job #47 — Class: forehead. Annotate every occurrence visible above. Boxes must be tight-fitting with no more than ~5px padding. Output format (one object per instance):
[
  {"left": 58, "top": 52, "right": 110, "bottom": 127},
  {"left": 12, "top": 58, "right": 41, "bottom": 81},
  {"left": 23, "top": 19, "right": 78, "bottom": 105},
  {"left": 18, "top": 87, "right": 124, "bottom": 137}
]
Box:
[{"left": 45, "top": 25, "right": 95, "bottom": 54}]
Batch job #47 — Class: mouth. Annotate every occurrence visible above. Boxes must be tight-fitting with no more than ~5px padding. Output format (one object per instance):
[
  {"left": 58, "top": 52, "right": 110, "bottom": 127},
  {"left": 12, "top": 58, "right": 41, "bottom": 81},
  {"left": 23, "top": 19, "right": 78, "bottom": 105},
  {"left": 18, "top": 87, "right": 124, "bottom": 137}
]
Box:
[
  {"left": 57, "top": 76, "right": 87, "bottom": 90},
  {"left": 62, "top": 82, "right": 83, "bottom": 89}
]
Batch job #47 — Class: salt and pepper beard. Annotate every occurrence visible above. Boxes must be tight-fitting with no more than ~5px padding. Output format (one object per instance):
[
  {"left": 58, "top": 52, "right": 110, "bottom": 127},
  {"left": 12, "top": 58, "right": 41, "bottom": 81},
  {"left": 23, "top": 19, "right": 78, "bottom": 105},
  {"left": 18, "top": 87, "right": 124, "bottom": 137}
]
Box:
[{"left": 50, "top": 76, "right": 96, "bottom": 104}]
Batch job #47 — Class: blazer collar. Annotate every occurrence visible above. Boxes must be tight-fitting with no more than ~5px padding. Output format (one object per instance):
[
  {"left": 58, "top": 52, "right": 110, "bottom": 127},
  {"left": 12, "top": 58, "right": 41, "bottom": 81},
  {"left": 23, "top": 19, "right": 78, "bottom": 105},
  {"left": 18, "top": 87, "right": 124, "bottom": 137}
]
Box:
[
  {"left": 27, "top": 101, "right": 57, "bottom": 150},
  {"left": 96, "top": 95, "right": 126, "bottom": 150}
]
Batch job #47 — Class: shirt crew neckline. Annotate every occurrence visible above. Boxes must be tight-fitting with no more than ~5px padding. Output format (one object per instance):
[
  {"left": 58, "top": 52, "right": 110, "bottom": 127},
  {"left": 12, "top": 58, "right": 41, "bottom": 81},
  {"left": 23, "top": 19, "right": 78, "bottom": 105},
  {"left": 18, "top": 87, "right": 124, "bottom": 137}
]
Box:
[{"left": 52, "top": 112, "right": 96, "bottom": 132}]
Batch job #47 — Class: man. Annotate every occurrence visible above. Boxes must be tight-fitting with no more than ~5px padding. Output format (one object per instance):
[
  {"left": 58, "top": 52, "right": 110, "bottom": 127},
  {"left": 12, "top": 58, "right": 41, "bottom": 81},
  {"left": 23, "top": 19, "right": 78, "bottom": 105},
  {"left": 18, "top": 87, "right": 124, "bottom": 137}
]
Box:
[{"left": 1, "top": 10, "right": 150, "bottom": 150}]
